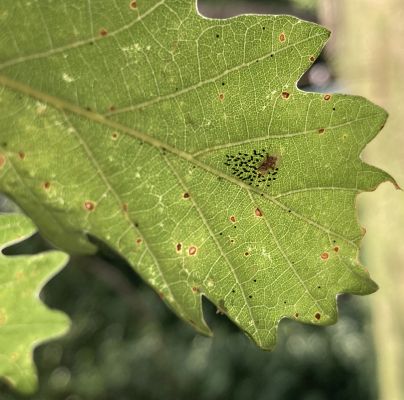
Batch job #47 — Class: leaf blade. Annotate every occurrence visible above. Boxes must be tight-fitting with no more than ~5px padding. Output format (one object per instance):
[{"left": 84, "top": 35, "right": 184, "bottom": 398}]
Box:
[
  {"left": 0, "top": 0, "right": 395, "bottom": 349},
  {"left": 0, "top": 214, "right": 69, "bottom": 393}
]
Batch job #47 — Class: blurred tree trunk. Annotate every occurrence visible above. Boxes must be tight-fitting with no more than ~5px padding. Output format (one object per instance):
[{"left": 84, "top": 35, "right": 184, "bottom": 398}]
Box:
[{"left": 319, "top": 1, "right": 404, "bottom": 399}]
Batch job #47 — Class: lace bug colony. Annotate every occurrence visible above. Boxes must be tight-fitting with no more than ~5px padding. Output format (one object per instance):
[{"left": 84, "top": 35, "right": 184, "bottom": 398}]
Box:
[{"left": 224, "top": 149, "right": 279, "bottom": 187}]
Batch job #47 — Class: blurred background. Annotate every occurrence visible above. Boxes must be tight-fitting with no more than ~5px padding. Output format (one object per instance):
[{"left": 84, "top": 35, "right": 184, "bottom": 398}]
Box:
[{"left": 0, "top": 1, "right": 403, "bottom": 399}]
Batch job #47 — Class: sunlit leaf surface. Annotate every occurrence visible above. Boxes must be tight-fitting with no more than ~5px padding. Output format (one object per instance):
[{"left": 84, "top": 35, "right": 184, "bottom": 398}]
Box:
[{"left": 0, "top": 0, "right": 394, "bottom": 349}]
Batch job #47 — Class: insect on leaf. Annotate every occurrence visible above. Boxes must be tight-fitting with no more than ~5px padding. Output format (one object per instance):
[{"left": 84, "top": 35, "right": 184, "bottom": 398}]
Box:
[{"left": 0, "top": 0, "right": 397, "bottom": 349}]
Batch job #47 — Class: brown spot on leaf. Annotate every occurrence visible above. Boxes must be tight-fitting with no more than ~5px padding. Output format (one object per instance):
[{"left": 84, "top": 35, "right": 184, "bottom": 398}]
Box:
[
  {"left": 295, "top": 313, "right": 299, "bottom": 318},
  {"left": 0, "top": 154, "right": 6, "bottom": 169},
  {"left": 244, "top": 252, "right": 250, "bottom": 256},
  {"left": 279, "top": 32, "right": 286, "bottom": 42},
  {"left": 324, "top": 94, "right": 332, "bottom": 101},
  {"left": 219, "top": 93, "right": 224, "bottom": 101},
  {"left": 43, "top": 182, "right": 51, "bottom": 190},
  {"left": 109, "top": 105, "right": 116, "bottom": 112},
  {"left": 122, "top": 203, "right": 128, "bottom": 212},
  {"left": 159, "top": 292, "right": 164, "bottom": 299},
  {"left": 309, "top": 55, "right": 315, "bottom": 62},
  {"left": 136, "top": 238, "right": 143, "bottom": 245},
  {"left": 129, "top": 0, "right": 137, "bottom": 9},
  {"left": 84, "top": 201, "right": 95, "bottom": 211},
  {"left": 111, "top": 132, "right": 119, "bottom": 140},
  {"left": 255, "top": 208, "right": 263, "bottom": 217},
  {"left": 230, "top": 215, "right": 236, "bottom": 223},
  {"left": 183, "top": 192, "right": 190, "bottom": 199},
  {"left": 176, "top": 243, "right": 182, "bottom": 252},
  {"left": 18, "top": 151, "right": 25, "bottom": 160},
  {"left": 281, "top": 91, "right": 290, "bottom": 99},
  {"left": 318, "top": 128, "right": 325, "bottom": 134},
  {"left": 321, "top": 252, "right": 329, "bottom": 260},
  {"left": 334, "top": 246, "right": 340, "bottom": 253},
  {"left": 100, "top": 28, "right": 108, "bottom": 37},
  {"left": 315, "top": 312, "right": 321, "bottom": 320},
  {"left": 188, "top": 246, "right": 197, "bottom": 256},
  {"left": 192, "top": 287, "right": 200, "bottom": 293}
]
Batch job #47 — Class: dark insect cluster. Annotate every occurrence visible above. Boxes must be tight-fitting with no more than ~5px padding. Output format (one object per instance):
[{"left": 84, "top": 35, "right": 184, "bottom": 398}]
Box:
[{"left": 224, "top": 149, "right": 279, "bottom": 187}]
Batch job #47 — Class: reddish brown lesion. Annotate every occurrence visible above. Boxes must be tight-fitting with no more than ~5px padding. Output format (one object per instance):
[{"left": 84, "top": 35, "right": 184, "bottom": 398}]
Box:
[
  {"left": 84, "top": 201, "right": 95, "bottom": 211},
  {"left": 257, "top": 154, "right": 277, "bottom": 175},
  {"left": 255, "top": 208, "right": 263, "bottom": 217},
  {"left": 188, "top": 246, "right": 197, "bottom": 256}
]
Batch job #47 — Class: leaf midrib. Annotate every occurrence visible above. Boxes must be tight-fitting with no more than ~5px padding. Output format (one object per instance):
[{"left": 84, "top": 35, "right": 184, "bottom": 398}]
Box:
[{"left": 0, "top": 73, "right": 359, "bottom": 250}]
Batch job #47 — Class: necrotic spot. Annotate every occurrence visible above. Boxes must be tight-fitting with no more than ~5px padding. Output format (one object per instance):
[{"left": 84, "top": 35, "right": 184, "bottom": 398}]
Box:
[
  {"left": 84, "top": 201, "right": 95, "bottom": 211},
  {"left": 255, "top": 208, "right": 263, "bottom": 217}
]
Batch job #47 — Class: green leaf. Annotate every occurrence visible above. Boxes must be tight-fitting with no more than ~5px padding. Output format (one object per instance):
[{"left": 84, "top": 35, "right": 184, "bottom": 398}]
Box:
[
  {"left": 0, "top": 213, "right": 69, "bottom": 393},
  {"left": 0, "top": 1, "right": 395, "bottom": 349}
]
